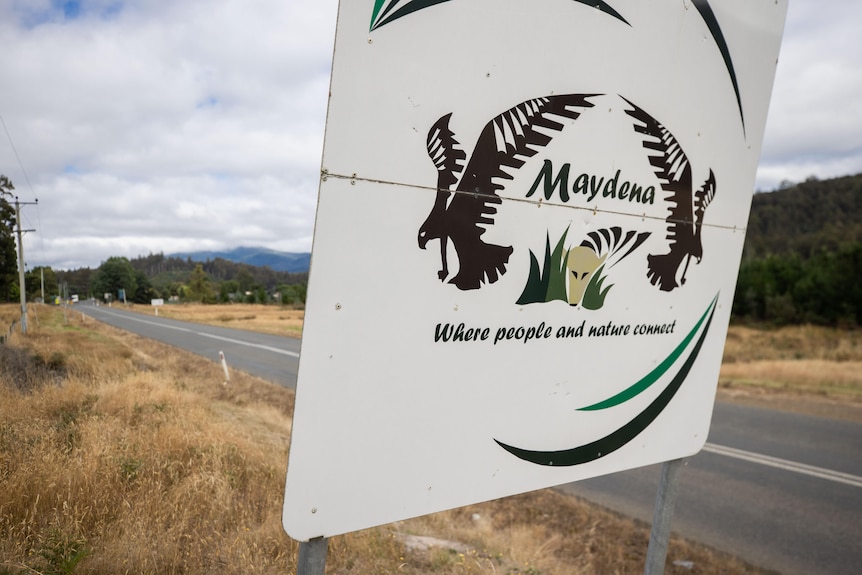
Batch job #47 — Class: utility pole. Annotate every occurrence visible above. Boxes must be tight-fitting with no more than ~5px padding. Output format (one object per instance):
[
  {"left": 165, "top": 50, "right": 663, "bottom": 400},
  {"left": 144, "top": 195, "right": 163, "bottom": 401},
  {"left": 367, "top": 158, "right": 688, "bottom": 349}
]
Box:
[{"left": 13, "top": 197, "right": 37, "bottom": 334}]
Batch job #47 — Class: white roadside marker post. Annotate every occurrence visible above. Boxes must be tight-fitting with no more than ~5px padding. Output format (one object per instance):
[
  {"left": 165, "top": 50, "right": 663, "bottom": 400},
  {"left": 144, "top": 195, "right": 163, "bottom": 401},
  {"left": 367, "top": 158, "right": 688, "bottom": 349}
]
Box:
[{"left": 219, "top": 351, "right": 230, "bottom": 385}]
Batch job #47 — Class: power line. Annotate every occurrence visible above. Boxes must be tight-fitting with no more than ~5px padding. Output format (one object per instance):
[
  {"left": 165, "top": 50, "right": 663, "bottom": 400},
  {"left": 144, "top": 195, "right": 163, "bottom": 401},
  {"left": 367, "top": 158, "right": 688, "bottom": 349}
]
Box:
[
  {"left": 0, "top": 111, "right": 36, "bottom": 200},
  {"left": 0, "top": 110, "right": 47, "bottom": 267}
]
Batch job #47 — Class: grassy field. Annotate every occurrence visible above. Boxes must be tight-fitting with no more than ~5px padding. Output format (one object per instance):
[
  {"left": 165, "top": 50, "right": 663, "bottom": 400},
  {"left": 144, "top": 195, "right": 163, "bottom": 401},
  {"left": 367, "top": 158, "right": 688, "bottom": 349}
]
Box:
[
  {"left": 0, "top": 302, "right": 783, "bottom": 574},
  {"left": 719, "top": 324, "right": 862, "bottom": 421},
  {"left": 131, "top": 302, "right": 305, "bottom": 338},
  {"left": 0, "top": 305, "right": 862, "bottom": 575}
]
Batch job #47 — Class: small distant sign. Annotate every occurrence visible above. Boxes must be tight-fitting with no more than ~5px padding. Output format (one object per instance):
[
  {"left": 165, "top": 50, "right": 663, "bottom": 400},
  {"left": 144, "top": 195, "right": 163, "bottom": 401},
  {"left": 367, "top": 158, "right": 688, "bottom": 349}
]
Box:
[
  {"left": 70, "top": 295, "right": 79, "bottom": 303},
  {"left": 151, "top": 299, "right": 164, "bottom": 307}
]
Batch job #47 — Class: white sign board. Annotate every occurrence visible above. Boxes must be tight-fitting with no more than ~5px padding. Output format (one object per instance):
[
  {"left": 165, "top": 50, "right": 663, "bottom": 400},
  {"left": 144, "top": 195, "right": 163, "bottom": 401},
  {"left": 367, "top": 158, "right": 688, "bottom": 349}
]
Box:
[
  {"left": 284, "top": 0, "right": 787, "bottom": 541},
  {"left": 151, "top": 298, "right": 164, "bottom": 307}
]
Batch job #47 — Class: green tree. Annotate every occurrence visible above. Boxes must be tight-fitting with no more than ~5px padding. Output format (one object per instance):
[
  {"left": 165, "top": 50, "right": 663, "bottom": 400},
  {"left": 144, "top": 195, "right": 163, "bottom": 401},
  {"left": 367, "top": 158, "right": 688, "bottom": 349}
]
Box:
[
  {"left": 0, "top": 175, "right": 18, "bottom": 302},
  {"left": 25, "top": 266, "right": 59, "bottom": 302},
  {"left": 278, "top": 283, "right": 307, "bottom": 306},
  {"left": 56, "top": 267, "right": 94, "bottom": 299},
  {"left": 185, "top": 264, "right": 215, "bottom": 303},
  {"left": 236, "top": 267, "right": 255, "bottom": 293},
  {"left": 92, "top": 257, "right": 137, "bottom": 302},
  {"left": 218, "top": 279, "right": 239, "bottom": 303},
  {"left": 133, "top": 270, "right": 157, "bottom": 304}
]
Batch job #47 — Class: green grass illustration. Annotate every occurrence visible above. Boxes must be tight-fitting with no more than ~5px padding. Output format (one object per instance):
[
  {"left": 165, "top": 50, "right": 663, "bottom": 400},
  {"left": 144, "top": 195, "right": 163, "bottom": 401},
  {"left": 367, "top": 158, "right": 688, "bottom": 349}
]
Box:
[
  {"left": 517, "top": 227, "right": 569, "bottom": 305},
  {"left": 582, "top": 264, "right": 612, "bottom": 310},
  {"left": 517, "top": 228, "right": 613, "bottom": 309}
]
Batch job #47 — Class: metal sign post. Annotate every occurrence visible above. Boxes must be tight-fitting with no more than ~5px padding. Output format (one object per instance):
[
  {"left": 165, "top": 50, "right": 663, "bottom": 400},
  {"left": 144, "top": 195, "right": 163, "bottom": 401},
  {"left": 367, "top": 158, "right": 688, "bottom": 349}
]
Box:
[
  {"left": 644, "top": 458, "right": 685, "bottom": 575},
  {"left": 296, "top": 538, "right": 328, "bottom": 575}
]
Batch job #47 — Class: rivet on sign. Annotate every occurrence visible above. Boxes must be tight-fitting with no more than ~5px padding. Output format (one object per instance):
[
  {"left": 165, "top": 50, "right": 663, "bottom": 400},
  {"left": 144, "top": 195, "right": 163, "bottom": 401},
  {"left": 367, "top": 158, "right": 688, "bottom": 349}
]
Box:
[
  {"left": 335, "top": 303, "right": 342, "bottom": 310},
  {"left": 368, "top": 38, "right": 373, "bottom": 44},
  {"left": 311, "top": 507, "right": 317, "bottom": 514}
]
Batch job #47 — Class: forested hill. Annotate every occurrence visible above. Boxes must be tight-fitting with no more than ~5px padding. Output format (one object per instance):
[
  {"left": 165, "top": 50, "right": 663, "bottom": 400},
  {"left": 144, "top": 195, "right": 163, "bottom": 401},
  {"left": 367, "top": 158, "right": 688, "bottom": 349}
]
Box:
[
  {"left": 743, "top": 173, "right": 862, "bottom": 261},
  {"left": 53, "top": 252, "right": 308, "bottom": 305},
  {"left": 733, "top": 173, "right": 861, "bottom": 326}
]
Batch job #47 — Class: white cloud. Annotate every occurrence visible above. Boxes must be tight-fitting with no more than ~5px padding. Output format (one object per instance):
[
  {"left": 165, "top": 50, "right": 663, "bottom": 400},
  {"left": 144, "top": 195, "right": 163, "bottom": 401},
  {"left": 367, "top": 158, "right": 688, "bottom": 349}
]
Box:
[
  {"left": 0, "top": 0, "right": 858, "bottom": 270},
  {"left": 756, "top": 0, "right": 862, "bottom": 190},
  {"left": 1, "top": 0, "right": 335, "bottom": 269}
]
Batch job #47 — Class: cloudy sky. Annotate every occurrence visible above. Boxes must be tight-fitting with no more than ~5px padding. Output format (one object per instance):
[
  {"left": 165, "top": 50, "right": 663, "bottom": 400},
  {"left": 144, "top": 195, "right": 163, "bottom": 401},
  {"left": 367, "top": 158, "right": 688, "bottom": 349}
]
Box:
[{"left": 0, "top": 0, "right": 859, "bottom": 271}]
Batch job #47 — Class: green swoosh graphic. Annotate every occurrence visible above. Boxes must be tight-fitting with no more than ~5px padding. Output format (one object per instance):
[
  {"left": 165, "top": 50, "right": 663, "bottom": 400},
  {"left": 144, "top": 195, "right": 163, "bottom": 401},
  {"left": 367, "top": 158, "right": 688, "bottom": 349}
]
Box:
[
  {"left": 368, "top": 2, "right": 742, "bottom": 133},
  {"left": 370, "top": 0, "right": 388, "bottom": 31},
  {"left": 692, "top": 0, "right": 745, "bottom": 133},
  {"left": 494, "top": 296, "right": 717, "bottom": 467},
  {"left": 370, "top": 0, "right": 630, "bottom": 32},
  {"left": 371, "top": 0, "right": 449, "bottom": 31},
  {"left": 577, "top": 293, "right": 718, "bottom": 411}
]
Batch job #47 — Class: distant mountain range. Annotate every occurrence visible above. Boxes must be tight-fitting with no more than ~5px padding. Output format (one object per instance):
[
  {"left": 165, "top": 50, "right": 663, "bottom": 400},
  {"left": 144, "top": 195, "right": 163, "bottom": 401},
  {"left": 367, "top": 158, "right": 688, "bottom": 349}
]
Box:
[{"left": 169, "top": 247, "right": 311, "bottom": 273}]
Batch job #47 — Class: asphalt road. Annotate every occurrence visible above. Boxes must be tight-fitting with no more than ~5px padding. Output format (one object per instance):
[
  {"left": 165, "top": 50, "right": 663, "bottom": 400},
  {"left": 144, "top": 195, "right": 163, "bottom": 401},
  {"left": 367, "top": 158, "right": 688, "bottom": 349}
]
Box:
[
  {"left": 560, "top": 402, "right": 862, "bottom": 575},
  {"left": 78, "top": 303, "right": 861, "bottom": 574},
  {"left": 78, "top": 303, "right": 301, "bottom": 387}
]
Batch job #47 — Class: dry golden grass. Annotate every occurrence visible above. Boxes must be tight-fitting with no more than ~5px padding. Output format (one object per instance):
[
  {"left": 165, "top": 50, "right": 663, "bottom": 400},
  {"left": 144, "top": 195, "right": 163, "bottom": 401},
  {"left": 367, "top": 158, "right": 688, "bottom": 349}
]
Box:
[
  {"left": 125, "top": 302, "right": 304, "bottom": 338},
  {"left": 2, "top": 304, "right": 295, "bottom": 574},
  {"left": 0, "top": 303, "right": 774, "bottom": 574},
  {"left": 722, "top": 324, "right": 862, "bottom": 363},
  {"left": 719, "top": 324, "right": 862, "bottom": 419}
]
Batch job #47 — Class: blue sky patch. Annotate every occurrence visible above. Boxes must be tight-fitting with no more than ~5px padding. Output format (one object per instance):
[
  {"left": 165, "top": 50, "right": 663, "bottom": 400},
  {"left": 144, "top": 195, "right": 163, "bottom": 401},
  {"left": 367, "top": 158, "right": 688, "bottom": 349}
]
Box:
[
  {"left": 196, "top": 97, "right": 220, "bottom": 109},
  {"left": 15, "top": 1, "right": 124, "bottom": 28},
  {"left": 60, "top": 1, "right": 82, "bottom": 19}
]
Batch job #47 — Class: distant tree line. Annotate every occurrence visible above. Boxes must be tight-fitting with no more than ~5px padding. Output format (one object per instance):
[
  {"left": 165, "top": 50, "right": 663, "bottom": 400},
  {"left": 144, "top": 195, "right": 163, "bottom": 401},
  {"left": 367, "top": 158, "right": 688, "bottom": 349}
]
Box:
[
  {"left": 53, "top": 253, "right": 309, "bottom": 306},
  {"left": 732, "top": 174, "right": 862, "bottom": 326},
  {"left": 4, "top": 172, "right": 861, "bottom": 324},
  {"left": 733, "top": 243, "right": 861, "bottom": 326},
  {"left": 742, "top": 174, "right": 862, "bottom": 261}
]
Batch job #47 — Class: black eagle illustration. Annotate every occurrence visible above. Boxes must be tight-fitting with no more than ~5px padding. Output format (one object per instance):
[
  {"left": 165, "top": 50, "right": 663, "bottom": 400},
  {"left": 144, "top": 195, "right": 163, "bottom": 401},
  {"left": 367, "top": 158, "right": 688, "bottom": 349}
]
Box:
[
  {"left": 623, "top": 97, "right": 716, "bottom": 291},
  {"left": 419, "top": 94, "right": 596, "bottom": 290}
]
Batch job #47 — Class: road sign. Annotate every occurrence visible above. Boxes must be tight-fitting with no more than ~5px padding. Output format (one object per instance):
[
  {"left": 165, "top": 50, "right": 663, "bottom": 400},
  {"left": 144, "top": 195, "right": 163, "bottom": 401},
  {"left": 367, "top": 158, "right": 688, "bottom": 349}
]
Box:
[{"left": 284, "top": 0, "right": 787, "bottom": 541}]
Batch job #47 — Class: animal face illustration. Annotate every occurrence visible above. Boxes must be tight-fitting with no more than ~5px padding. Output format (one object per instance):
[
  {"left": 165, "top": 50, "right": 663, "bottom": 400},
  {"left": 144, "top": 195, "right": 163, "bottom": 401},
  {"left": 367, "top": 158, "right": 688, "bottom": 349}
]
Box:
[{"left": 566, "top": 247, "right": 607, "bottom": 306}]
